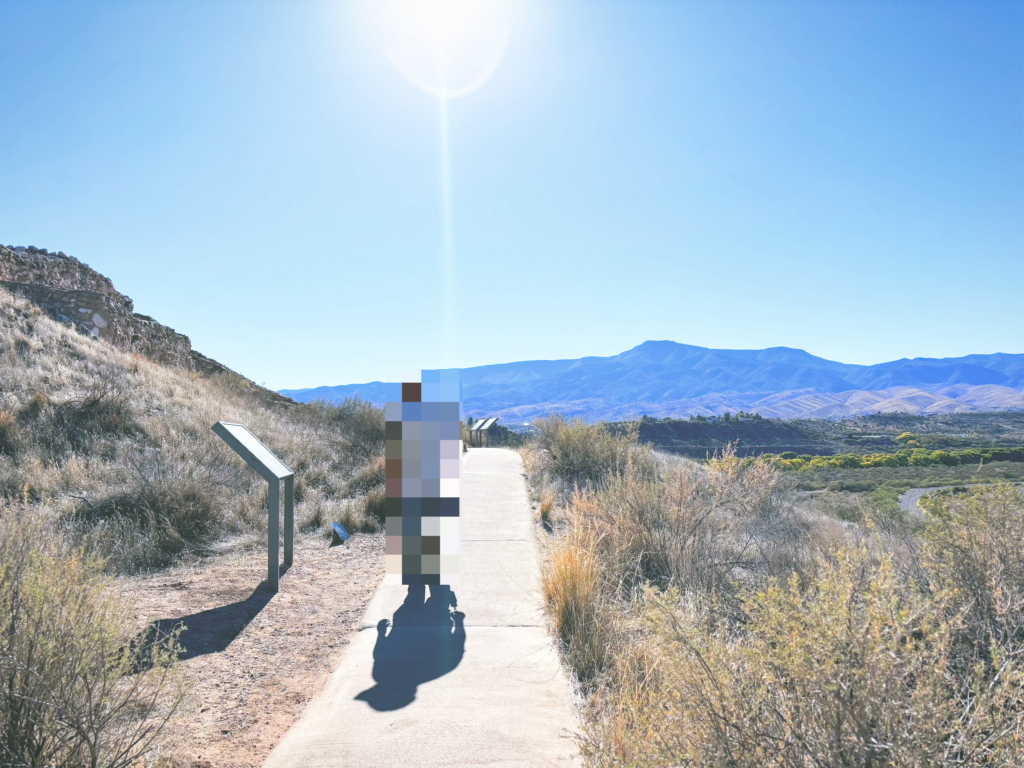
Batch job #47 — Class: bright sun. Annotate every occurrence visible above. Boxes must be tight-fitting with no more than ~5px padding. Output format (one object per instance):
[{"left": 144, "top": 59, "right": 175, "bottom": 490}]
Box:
[{"left": 382, "top": 0, "right": 510, "bottom": 99}]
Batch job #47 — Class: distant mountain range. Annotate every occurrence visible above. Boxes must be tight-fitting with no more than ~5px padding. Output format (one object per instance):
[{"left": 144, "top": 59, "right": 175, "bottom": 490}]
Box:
[{"left": 279, "top": 341, "right": 1024, "bottom": 421}]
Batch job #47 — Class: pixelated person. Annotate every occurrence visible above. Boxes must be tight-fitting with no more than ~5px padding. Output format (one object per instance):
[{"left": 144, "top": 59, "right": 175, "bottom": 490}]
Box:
[{"left": 383, "top": 370, "right": 460, "bottom": 586}]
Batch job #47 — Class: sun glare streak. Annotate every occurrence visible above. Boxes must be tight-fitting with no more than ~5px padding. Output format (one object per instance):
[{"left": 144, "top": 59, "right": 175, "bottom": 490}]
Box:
[
  {"left": 438, "top": 56, "right": 456, "bottom": 363},
  {"left": 385, "top": 27, "right": 509, "bottom": 100},
  {"left": 381, "top": 1, "right": 510, "bottom": 366}
]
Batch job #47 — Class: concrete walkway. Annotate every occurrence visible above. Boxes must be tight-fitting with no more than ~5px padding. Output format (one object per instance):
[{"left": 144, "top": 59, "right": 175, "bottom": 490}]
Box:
[{"left": 263, "top": 448, "right": 579, "bottom": 768}]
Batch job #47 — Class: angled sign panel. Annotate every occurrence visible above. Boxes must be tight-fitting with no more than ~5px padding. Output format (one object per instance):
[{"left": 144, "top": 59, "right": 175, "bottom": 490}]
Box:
[{"left": 213, "top": 422, "right": 293, "bottom": 481}]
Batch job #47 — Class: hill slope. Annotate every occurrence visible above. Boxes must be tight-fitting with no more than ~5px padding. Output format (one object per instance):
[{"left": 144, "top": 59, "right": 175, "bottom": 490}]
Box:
[
  {"left": 281, "top": 341, "right": 1024, "bottom": 421},
  {"left": 0, "top": 282, "right": 385, "bottom": 573}
]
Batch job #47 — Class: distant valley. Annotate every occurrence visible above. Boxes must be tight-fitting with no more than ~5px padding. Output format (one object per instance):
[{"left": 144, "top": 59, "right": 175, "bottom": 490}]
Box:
[{"left": 280, "top": 341, "right": 1024, "bottom": 421}]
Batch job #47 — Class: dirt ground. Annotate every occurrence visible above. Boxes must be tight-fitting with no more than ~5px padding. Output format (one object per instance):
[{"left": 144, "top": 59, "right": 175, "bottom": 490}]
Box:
[{"left": 118, "top": 533, "right": 384, "bottom": 768}]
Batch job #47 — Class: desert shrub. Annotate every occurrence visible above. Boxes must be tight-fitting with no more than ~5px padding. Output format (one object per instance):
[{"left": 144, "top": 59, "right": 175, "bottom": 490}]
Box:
[
  {"left": 66, "top": 483, "right": 222, "bottom": 574},
  {"left": 827, "top": 479, "right": 875, "bottom": 492},
  {"left": 295, "top": 490, "right": 335, "bottom": 535},
  {"left": 292, "top": 454, "right": 386, "bottom": 535},
  {"left": 922, "top": 484, "right": 1024, "bottom": 671},
  {"left": 298, "top": 398, "right": 385, "bottom": 465},
  {"left": 8, "top": 386, "right": 142, "bottom": 467},
  {"left": 485, "top": 424, "right": 525, "bottom": 448},
  {"left": 0, "top": 410, "right": 17, "bottom": 457},
  {"left": 812, "top": 487, "right": 912, "bottom": 532},
  {"left": 538, "top": 488, "right": 555, "bottom": 528},
  {"left": 811, "top": 489, "right": 866, "bottom": 522},
  {"left": 868, "top": 487, "right": 913, "bottom": 532},
  {"left": 58, "top": 436, "right": 243, "bottom": 573},
  {"left": 295, "top": 451, "right": 386, "bottom": 535},
  {"left": 561, "top": 483, "right": 1024, "bottom": 767},
  {"left": 333, "top": 398, "right": 386, "bottom": 456},
  {"left": 38, "top": 388, "right": 141, "bottom": 464},
  {"left": 540, "top": 447, "right": 795, "bottom": 691},
  {"left": 528, "top": 414, "right": 1024, "bottom": 766},
  {"left": 593, "top": 455, "right": 784, "bottom": 598},
  {"left": 584, "top": 546, "right": 1023, "bottom": 768},
  {"left": 297, "top": 488, "right": 384, "bottom": 536},
  {"left": 347, "top": 454, "right": 385, "bottom": 497},
  {"left": 361, "top": 484, "right": 386, "bottom": 527},
  {"left": 524, "top": 415, "right": 657, "bottom": 501},
  {"left": 0, "top": 507, "right": 184, "bottom": 768}
]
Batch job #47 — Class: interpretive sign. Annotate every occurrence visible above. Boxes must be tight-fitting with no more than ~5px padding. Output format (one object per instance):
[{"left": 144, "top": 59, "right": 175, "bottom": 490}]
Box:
[{"left": 212, "top": 421, "right": 294, "bottom": 592}]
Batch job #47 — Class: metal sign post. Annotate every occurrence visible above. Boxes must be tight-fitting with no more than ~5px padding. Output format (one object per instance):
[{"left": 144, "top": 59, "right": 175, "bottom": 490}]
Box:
[{"left": 212, "top": 421, "right": 294, "bottom": 592}]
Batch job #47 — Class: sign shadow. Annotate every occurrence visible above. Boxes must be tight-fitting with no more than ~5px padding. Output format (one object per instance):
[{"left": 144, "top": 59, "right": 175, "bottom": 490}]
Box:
[{"left": 132, "top": 582, "right": 276, "bottom": 668}]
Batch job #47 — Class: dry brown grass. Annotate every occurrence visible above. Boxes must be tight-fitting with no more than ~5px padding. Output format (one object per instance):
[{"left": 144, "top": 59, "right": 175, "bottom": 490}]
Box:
[
  {"left": 523, "top": 415, "right": 658, "bottom": 503},
  {"left": 541, "top": 508, "right": 613, "bottom": 684},
  {"left": 0, "top": 286, "right": 385, "bottom": 573},
  {"left": 527, "top": 418, "right": 1024, "bottom": 767}
]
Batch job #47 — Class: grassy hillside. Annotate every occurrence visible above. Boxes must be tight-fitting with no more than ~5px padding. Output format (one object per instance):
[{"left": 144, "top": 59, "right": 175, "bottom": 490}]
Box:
[{"left": 0, "top": 285, "right": 386, "bottom": 573}]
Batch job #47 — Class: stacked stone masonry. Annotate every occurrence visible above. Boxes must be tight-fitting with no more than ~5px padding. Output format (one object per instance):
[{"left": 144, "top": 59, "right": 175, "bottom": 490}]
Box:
[{"left": 0, "top": 245, "right": 230, "bottom": 374}]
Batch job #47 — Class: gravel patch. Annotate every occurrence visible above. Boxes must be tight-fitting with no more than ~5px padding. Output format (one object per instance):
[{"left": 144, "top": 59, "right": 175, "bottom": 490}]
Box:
[{"left": 118, "top": 533, "right": 384, "bottom": 768}]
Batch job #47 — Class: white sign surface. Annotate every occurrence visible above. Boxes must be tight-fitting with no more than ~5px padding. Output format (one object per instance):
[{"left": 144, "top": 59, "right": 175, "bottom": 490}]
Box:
[{"left": 212, "top": 422, "right": 293, "bottom": 480}]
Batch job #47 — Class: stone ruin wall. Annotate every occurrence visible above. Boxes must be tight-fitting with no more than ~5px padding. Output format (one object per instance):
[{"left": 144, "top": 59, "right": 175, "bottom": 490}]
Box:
[
  {"left": 0, "top": 245, "right": 230, "bottom": 374},
  {"left": 0, "top": 245, "right": 118, "bottom": 298}
]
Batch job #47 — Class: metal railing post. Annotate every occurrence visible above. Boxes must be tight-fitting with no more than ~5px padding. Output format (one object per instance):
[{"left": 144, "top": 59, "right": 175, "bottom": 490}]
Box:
[
  {"left": 284, "top": 475, "right": 294, "bottom": 568},
  {"left": 268, "top": 479, "right": 280, "bottom": 592}
]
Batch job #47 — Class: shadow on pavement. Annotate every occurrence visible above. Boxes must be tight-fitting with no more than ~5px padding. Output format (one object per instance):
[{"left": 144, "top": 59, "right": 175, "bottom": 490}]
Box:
[{"left": 355, "top": 585, "right": 466, "bottom": 711}]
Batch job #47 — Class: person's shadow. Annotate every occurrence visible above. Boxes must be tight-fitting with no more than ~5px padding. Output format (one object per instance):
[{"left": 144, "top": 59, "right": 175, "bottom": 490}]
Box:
[{"left": 354, "top": 585, "right": 465, "bottom": 711}]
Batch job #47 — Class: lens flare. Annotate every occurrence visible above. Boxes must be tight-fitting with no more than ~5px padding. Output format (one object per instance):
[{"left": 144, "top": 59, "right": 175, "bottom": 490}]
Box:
[
  {"left": 381, "top": 1, "right": 510, "bottom": 364},
  {"left": 384, "top": 0, "right": 510, "bottom": 100}
]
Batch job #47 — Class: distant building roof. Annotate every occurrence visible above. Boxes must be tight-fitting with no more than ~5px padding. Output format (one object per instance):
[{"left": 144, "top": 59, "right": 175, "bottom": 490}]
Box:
[{"left": 470, "top": 417, "right": 498, "bottom": 431}]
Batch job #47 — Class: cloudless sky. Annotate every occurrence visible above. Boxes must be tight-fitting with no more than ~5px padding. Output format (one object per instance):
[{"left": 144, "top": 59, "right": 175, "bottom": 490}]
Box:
[{"left": 1, "top": 0, "right": 1021, "bottom": 389}]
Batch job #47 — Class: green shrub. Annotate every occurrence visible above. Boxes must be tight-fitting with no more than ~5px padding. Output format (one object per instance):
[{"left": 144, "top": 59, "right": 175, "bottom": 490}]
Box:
[
  {"left": 812, "top": 490, "right": 865, "bottom": 522},
  {"left": 957, "top": 449, "right": 983, "bottom": 466},
  {"left": 827, "top": 479, "right": 875, "bottom": 492},
  {"left": 868, "top": 487, "right": 911, "bottom": 531},
  {"left": 770, "top": 446, "right": 1024, "bottom": 474}
]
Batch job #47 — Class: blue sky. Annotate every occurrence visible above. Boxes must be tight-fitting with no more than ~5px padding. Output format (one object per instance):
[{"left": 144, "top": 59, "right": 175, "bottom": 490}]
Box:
[{"left": 1, "top": 0, "right": 1021, "bottom": 389}]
